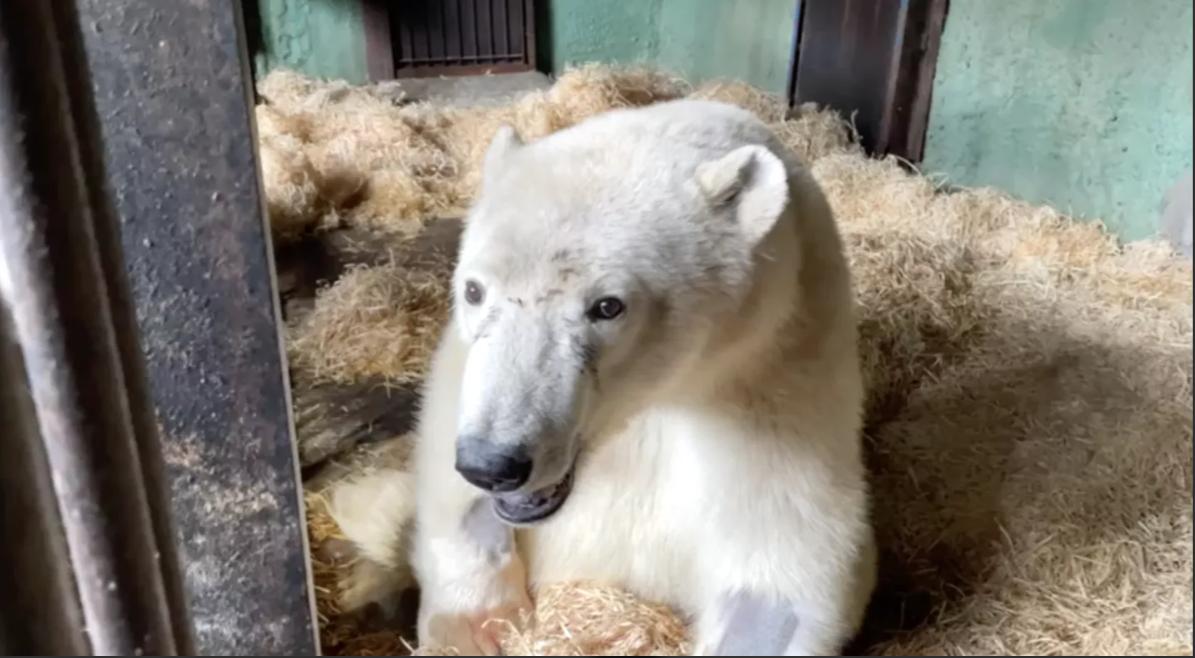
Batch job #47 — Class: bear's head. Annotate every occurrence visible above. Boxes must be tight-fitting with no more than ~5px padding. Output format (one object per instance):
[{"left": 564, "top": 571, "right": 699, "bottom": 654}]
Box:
[{"left": 451, "top": 115, "right": 795, "bottom": 524}]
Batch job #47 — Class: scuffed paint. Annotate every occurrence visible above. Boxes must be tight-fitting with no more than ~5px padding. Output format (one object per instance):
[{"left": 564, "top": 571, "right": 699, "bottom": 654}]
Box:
[
  {"left": 256, "top": 0, "right": 367, "bottom": 83},
  {"left": 924, "top": 0, "right": 1194, "bottom": 241},
  {"left": 545, "top": 0, "right": 797, "bottom": 94},
  {"left": 252, "top": 0, "right": 797, "bottom": 93}
]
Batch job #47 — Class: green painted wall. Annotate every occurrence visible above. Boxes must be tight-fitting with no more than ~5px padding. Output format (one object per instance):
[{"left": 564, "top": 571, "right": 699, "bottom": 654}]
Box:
[
  {"left": 923, "top": 0, "right": 1194, "bottom": 241},
  {"left": 543, "top": 0, "right": 797, "bottom": 94},
  {"left": 252, "top": 0, "right": 796, "bottom": 92},
  {"left": 254, "top": 0, "right": 368, "bottom": 84}
]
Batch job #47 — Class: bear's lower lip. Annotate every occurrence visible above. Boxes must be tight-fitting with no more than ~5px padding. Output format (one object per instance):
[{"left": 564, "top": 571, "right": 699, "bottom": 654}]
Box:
[{"left": 492, "top": 465, "right": 575, "bottom": 526}]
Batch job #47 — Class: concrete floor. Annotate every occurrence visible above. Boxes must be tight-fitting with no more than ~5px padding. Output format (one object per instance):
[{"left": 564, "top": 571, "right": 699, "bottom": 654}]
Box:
[{"left": 393, "top": 71, "right": 551, "bottom": 107}]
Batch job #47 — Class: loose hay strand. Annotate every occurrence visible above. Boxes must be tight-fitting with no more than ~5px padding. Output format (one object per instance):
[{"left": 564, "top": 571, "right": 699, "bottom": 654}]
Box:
[{"left": 287, "top": 261, "right": 453, "bottom": 387}]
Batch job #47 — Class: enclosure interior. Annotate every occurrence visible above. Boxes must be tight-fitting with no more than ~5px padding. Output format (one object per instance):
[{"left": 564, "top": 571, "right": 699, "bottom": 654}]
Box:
[{"left": 253, "top": 9, "right": 1192, "bottom": 655}]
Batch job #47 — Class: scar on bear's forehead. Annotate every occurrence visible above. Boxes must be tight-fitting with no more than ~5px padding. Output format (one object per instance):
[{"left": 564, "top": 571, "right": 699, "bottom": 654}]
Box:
[
  {"left": 550, "top": 249, "right": 573, "bottom": 263},
  {"left": 474, "top": 305, "right": 500, "bottom": 340},
  {"left": 534, "top": 288, "right": 563, "bottom": 304}
]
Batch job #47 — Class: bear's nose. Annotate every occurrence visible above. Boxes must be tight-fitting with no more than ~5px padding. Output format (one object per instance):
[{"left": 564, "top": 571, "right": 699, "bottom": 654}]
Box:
[{"left": 455, "top": 438, "right": 533, "bottom": 493}]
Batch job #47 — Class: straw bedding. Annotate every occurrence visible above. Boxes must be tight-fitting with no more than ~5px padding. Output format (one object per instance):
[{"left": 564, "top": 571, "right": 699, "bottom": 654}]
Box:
[{"left": 259, "top": 66, "right": 1193, "bottom": 656}]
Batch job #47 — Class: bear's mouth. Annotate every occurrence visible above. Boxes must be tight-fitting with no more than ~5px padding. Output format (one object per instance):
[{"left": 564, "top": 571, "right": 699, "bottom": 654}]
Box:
[{"left": 492, "top": 464, "right": 575, "bottom": 526}]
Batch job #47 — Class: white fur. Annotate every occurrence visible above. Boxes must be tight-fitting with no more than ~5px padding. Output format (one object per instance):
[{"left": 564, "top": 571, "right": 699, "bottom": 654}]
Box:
[
  {"left": 343, "top": 100, "right": 875, "bottom": 656},
  {"left": 327, "top": 472, "right": 418, "bottom": 614},
  {"left": 330, "top": 471, "right": 417, "bottom": 569}
]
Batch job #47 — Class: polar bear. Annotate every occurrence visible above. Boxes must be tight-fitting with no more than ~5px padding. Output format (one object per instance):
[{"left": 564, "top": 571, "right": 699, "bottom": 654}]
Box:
[{"left": 337, "top": 99, "right": 875, "bottom": 656}]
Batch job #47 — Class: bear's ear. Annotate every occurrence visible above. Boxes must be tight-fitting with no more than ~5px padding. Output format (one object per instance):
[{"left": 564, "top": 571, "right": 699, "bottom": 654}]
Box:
[
  {"left": 484, "top": 124, "right": 523, "bottom": 174},
  {"left": 695, "top": 144, "right": 789, "bottom": 245}
]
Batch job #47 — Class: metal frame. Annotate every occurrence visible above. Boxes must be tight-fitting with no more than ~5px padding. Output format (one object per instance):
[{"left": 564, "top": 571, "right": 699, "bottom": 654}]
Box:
[
  {"left": 1, "top": 0, "right": 319, "bottom": 654},
  {"left": 364, "top": 0, "right": 398, "bottom": 82},
  {"left": 72, "top": 0, "right": 319, "bottom": 653},
  {"left": 364, "top": 0, "right": 538, "bottom": 80},
  {"left": 0, "top": 1, "right": 193, "bottom": 654},
  {"left": 789, "top": 0, "right": 949, "bottom": 161}
]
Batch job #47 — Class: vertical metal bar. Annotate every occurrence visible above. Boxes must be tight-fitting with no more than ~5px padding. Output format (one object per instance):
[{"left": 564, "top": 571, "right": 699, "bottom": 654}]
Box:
[
  {"left": 438, "top": 0, "right": 450, "bottom": 64},
  {"left": 444, "top": 0, "right": 461, "bottom": 65},
  {"left": 494, "top": 0, "right": 508, "bottom": 60},
  {"left": 876, "top": 0, "right": 913, "bottom": 154},
  {"left": 786, "top": 0, "right": 805, "bottom": 106},
  {"left": 474, "top": 0, "right": 482, "bottom": 63},
  {"left": 792, "top": 0, "right": 899, "bottom": 153},
  {"left": 885, "top": 0, "right": 948, "bottom": 161},
  {"left": 456, "top": 0, "right": 467, "bottom": 61},
  {"left": 0, "top": 1, "right": 190, "bottom": 654},
  {"left": 508, "top": 0, "right": 524, "bottom": 60},
  {"left": 0, "top": 287, "right": 89, "bottom": 656},
  {"left": 428, "top": 0, "right": 444, "bottom": 65},
  {"left": 460, "top": 0, "right": 475, "bottom": 60},
  {"left": 512, "top": 0, "right": 519, "bottom": 59},
  {"left": 399, "top": 5, "right": 416, "bottom": 68},
  {"left": 71, "top": 0, "right": 318, "bottom": 654},
  {"left": 422, "top": 3, "right": 434, "bottom": 68},
  {"left": 47, "top": 0, "right": 198, "bottom": 648},
  {"left": 527, "top": 0, "right": 539, "bottom": 71},
  {"left": 792, "top": 0, "right": 945, "bottom": 159},
  {"left": 489, "top": 0, "right": 498, "bottom": 61},
  {"left": 363, "top": 0, "right": 396, "bottom": 81}
]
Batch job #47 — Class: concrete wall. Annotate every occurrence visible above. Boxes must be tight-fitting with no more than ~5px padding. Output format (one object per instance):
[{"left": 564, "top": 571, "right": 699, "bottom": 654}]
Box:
[
  {"left": 254, "top": 0, "right": 368, "bottom": 84},
  {"left": 541, "top": 0, "right": 798, "bottom": 94},
  {"left": 923, "top": 0, "right": 1194, "bottom": 241}
]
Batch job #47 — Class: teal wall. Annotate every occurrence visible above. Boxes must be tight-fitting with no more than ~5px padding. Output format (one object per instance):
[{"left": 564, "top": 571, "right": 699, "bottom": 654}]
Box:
[
  {"left": 923, "top": 0, "right": 1194, "bottom": 241},
  {"left": 250, "top": 1, "right": 1192, "bottom": 241},
  {"left": 254, "top": 0, "right": 368, "bottom": 84},
  {"left": 251, "top": 0, "right": 797, "bottom": 93},
  {"left": 542, "top": 0, "right": 798, "bottom": 94}
]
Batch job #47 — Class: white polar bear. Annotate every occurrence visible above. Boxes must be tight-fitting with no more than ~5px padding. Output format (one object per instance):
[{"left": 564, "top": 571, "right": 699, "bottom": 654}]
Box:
[{"left": 339, "top": 99, "right": 875, "bottom": 656}]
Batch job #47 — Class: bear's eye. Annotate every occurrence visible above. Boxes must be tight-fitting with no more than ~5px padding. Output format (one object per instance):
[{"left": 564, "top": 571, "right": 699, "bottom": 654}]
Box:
[
  {"left": 587, "top": 297, "right": 625, "bottom": 321},
  {"left": 464, "top": 280, "right": 485, "bottom": 306}
]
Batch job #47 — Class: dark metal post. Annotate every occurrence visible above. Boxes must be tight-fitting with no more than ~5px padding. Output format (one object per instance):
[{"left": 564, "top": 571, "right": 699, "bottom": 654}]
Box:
[
  {"left": 0, "top": 1, "right": 192, "bottom": 654},
  {"left": 790, "top": 0, "right": 948, "bottom": 160},
  {"left": 71, "top": 0, "right": 319, "bottom": 654},
  {"left": 0, "top": 292, "right": 90, "bottom": 656}
]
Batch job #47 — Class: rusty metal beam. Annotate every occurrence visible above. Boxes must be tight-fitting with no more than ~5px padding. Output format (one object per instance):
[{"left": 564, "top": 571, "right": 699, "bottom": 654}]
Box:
[
  {"left": 69, "top": 0, "right": 319, "bottom": 653},
  {"left": 0, "top": 1, "right": 193, "bottom": 654}
]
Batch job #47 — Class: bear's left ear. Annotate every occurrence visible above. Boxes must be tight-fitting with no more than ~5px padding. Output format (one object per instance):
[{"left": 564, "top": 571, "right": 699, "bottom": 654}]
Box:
[
  {"left": 695, "top": 144, "right": 789, "bottom": 245},
  {"left": 484, "top": 124, "right": 523, "bottom": 173}
]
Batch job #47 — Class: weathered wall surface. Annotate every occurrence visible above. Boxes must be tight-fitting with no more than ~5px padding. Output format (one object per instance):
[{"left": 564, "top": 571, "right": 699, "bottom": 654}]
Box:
[
  {"left": 251, "top": 1, "right": 797, "bottom": 93},
  {"left": 254, "top": 0, "right": 368, "bottom": 83},
  {"left": 923, "top": 0, "right": 1194, "bottom": 240},
  {"left": 542, "top": 0, "right": 797, "bottom": 94}
]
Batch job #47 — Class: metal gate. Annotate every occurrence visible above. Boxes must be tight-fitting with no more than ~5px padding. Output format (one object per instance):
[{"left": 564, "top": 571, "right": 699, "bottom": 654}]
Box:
[{"left": 388, "top": 0, "right": 536, "bottom": 78}]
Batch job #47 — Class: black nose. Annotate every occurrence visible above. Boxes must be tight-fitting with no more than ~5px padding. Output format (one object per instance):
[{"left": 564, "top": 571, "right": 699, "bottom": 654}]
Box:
[{"left": 455, "top": 439, "right": 533, "bottom": 493}]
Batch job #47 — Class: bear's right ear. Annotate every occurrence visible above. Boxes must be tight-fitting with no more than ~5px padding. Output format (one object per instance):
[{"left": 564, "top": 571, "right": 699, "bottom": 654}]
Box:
[
  {"left": 484, "top": 124, "right": 523, "bottom": 174},
  {"left": 696, "top": 144, "right": 789, "bottom": 245}
]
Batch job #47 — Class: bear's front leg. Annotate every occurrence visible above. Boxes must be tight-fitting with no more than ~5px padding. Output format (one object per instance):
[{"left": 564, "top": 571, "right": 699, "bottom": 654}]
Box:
[
  {"left": 694, "top": 591, "right": 815, "bottom": 656},
  {"left": 688, "top": 477, "right": 874, "bottom": 656},
  {"left": 411, "top": 487, "right": 532, "bottom": 655},
  {"left": 690, "top": 534, "right": 875, "bottom": 657}
]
